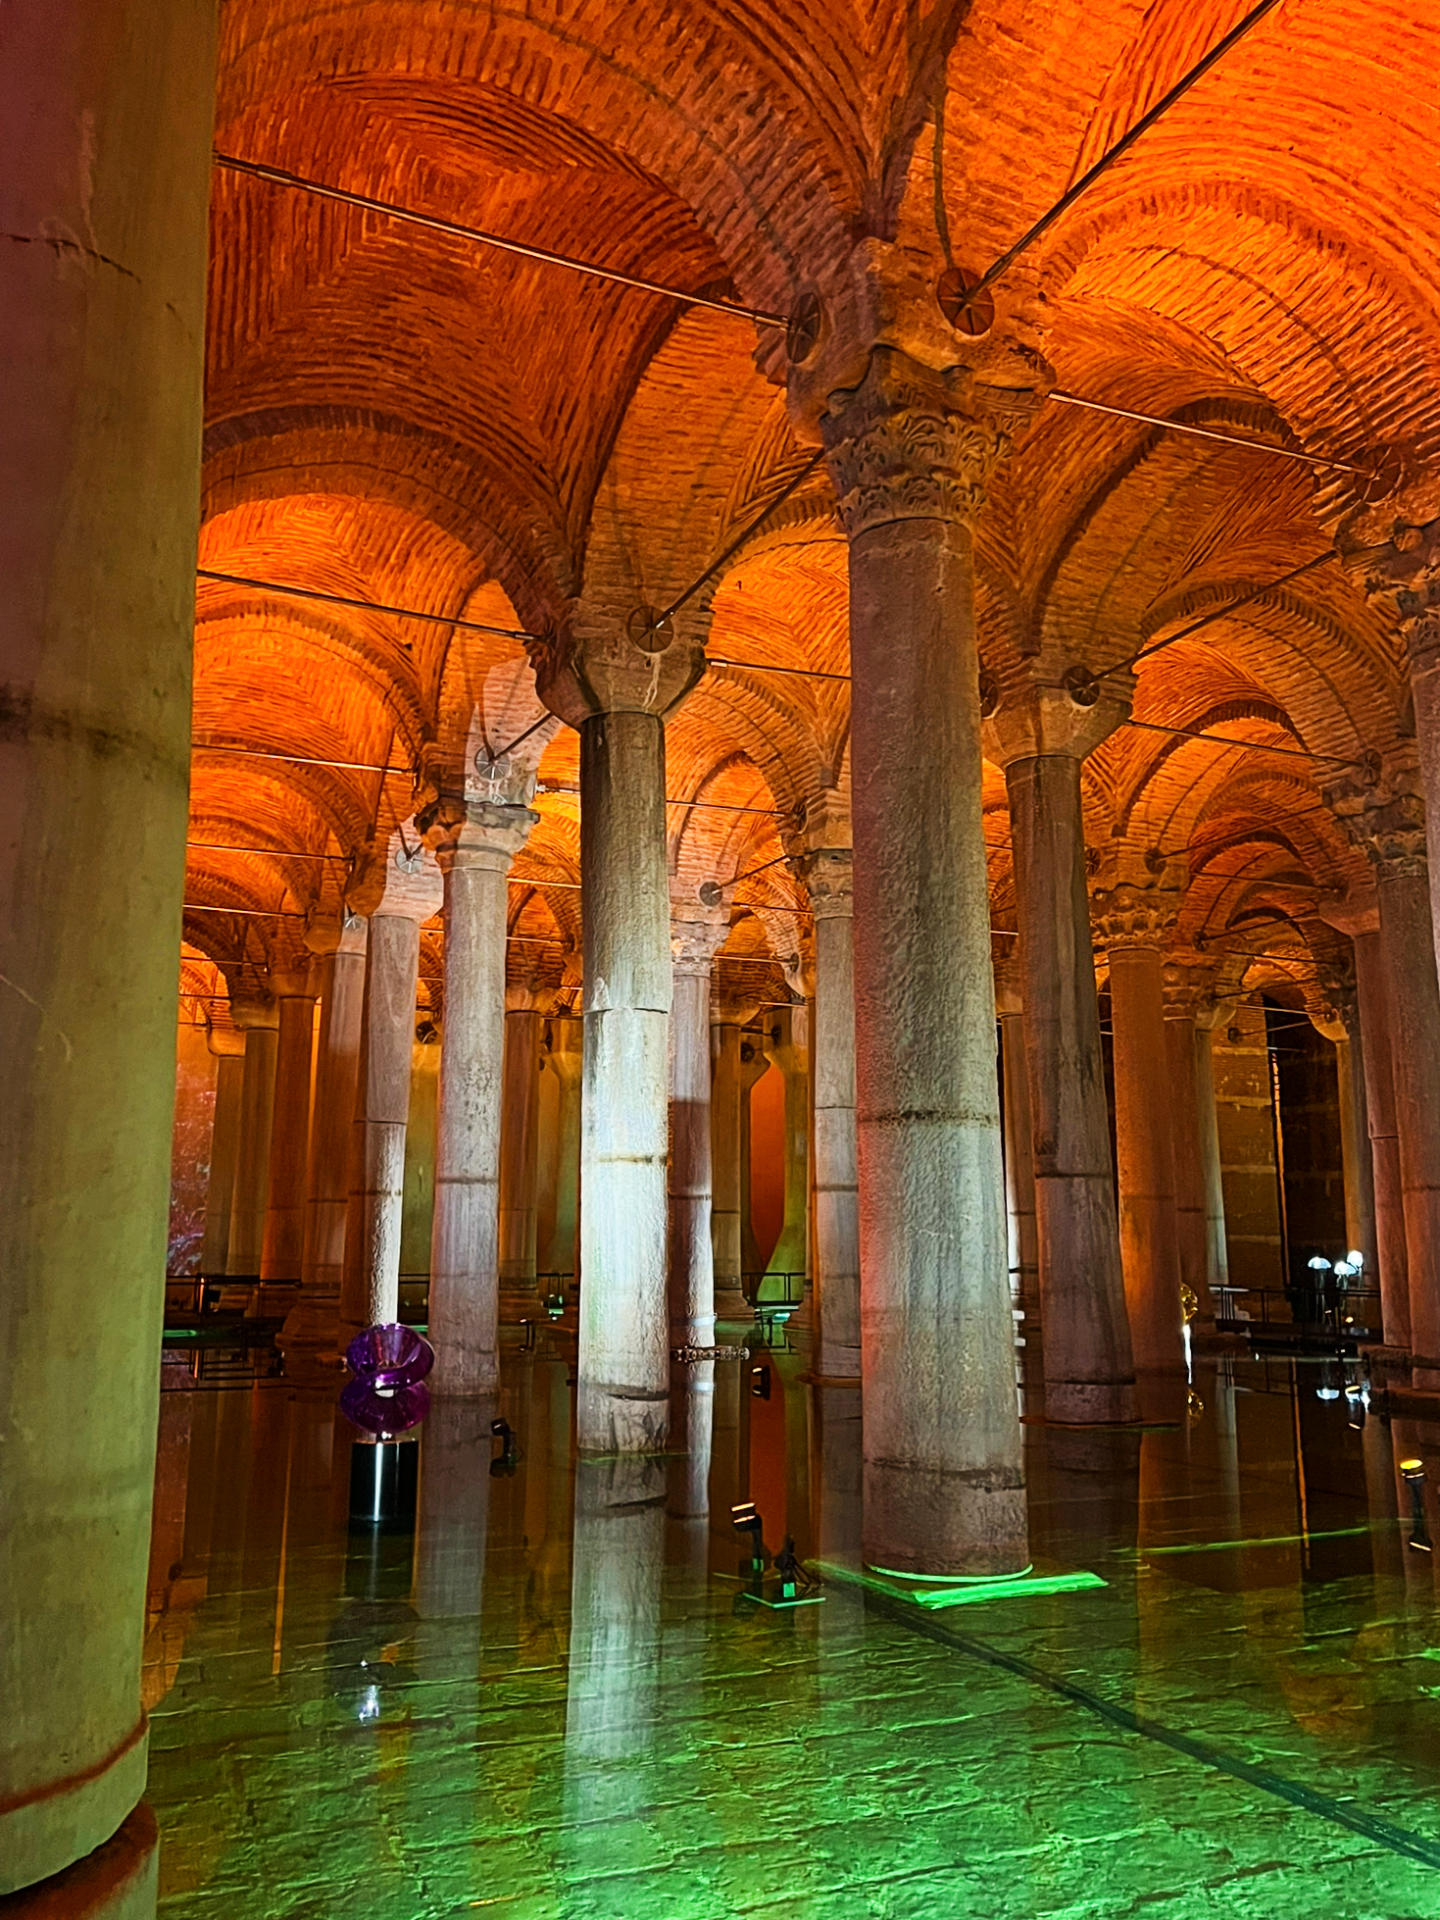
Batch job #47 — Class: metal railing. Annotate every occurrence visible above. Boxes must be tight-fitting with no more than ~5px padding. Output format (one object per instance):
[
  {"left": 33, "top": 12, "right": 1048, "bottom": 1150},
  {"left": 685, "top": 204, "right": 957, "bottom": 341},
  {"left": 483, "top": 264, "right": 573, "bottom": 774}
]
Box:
[{"left": 1212, "top": 1282, "right": 1382, "bottom": 1346}]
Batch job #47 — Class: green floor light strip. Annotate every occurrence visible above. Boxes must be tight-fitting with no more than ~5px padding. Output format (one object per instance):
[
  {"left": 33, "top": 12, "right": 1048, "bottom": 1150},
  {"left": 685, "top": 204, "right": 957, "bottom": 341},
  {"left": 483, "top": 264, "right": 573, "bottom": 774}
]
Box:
[
  {"left": 813, "top": 1561, "right": 1106, "bottom": 1610},
  {"left": 1121, "top": 1521, "right": 1393, "bottom": 1559}
]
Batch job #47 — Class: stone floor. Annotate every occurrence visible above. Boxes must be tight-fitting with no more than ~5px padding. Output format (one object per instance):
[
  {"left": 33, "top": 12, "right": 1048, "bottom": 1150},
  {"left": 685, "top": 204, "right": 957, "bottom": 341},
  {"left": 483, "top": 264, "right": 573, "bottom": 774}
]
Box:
[{"left": 142, "top": 1337, "right": 1440, "bottom": 1918}]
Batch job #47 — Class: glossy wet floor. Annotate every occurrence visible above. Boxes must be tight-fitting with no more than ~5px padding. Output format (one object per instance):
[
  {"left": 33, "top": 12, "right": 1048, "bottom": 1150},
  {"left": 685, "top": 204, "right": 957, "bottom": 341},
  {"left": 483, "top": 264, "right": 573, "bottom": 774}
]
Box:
[{"left": 144, "top": 1347, "right": 1440, "bottom": 1917}]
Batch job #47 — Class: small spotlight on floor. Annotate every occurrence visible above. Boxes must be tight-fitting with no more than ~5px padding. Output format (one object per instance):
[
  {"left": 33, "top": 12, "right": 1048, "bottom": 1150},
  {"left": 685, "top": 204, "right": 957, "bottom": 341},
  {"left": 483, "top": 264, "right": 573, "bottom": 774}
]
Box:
[{"left": 1400, "top": 1458, "right": 1432, "bottom": 1554}]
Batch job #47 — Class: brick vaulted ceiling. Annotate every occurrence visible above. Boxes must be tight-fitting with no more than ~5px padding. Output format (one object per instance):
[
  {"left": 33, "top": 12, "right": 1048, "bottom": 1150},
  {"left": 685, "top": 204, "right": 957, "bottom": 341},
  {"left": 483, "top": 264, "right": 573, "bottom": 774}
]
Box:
[{"left": 187, "top": 0, "right": 1439, "bottom": 1012}]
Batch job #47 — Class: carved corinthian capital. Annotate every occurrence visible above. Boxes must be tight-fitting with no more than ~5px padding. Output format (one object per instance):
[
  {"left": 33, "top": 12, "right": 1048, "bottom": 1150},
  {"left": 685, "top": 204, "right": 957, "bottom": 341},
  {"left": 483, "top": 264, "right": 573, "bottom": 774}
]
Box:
[
  {"left": 1325, "top": 747, "right": 1429, "bottom": 880},
  {"left": 1344, "top": 513, "right": 1440, "bottom": 674},
  {"left": 819, "top": 347, "right": 1043, "bottom": 540}
]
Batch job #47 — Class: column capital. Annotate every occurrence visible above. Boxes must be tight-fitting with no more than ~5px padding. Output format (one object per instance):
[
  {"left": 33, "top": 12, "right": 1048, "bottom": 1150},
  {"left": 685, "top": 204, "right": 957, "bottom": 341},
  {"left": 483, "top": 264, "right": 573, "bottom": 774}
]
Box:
[
  {"left": 206, "top": 1020, "right": 247, "bottom": 1058},
  {"left": 812, "top": 346, "right": 1044, "bottom": 540},
  {"left": 267, "top": 965, "right": 317, "bottom": 1000},
  {"left": 983, "top": 664, "right": 1134, "bottom": 767},
  {"left": 670, "top": 908, "right": 729, "bottom": 977},
  {"left": 1325, "top": 748, "right": 1429, "bottom": 880},
  {"left": 1315, "top": 883, "right": 1380, "bottom": 937},
  {"left": 347, "top": 822, "right": 445, "bottom": 922},
  {"left": 1341, "top": 509, "right": 1440, "bottom": 673},
  {"left": 711, "top": 982, "right": 760, "bottom": 1025},
  {"left": 528, "top": 617, "right": 706, "bottom": 731},
  {"left": 1091, "top": 880, "right": 1182, "bottom": 954},
  {"left": 792, "top": 845, "right": 853, "bottom": 920},
  {"left": 230, "top": 994, "right": 278, "bottom": 1033},
  {"left": 1161, "top": 951, "right": 1229, "bottom": 1028},
  {"left": 417, "top": 794, "right": 539, "bottom": 873},
  {"left": 303, "top": 906, "right": 366, "bottom": 958},
  {"left": 1307, "top": 960, "right": 1358, "bottom": 1043}
]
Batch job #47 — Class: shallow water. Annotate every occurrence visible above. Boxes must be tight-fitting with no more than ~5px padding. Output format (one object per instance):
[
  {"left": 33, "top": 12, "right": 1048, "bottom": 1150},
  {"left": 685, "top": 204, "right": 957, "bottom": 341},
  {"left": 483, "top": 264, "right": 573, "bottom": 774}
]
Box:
[{"left": 143, "top": 1343, "right": 1440, "bottom": 1917}]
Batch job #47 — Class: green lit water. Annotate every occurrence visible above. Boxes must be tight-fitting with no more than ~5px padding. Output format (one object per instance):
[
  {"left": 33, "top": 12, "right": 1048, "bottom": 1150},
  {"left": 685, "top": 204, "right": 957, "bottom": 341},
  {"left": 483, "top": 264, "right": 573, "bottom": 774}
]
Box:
[{"left": 144, "top": 1350, "right": 1440, "bottom": 1917}]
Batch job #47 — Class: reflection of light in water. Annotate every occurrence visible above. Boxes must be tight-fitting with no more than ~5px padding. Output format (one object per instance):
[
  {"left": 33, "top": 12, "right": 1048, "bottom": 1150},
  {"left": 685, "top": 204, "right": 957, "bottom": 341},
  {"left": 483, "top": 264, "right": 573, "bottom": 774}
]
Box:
[
  {"left": 357, "top": 1684, "right": 381, "bottom": 1723},
  {"left": 1316, "top": 1388, "right": 1341, "bottom": 1401}
]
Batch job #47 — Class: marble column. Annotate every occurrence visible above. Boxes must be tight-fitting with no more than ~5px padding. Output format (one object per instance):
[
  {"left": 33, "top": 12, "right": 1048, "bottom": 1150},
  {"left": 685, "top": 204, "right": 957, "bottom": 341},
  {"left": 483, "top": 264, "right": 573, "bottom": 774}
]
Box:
[
  {"left": 342, "top": 829, "right": 443, "bottom": 1335},
  {"left": 760, "top": 1002, "right": 810, "bottom": 1297},
  {"left": 1193, "top": 1021, "right": 1231, "bottom": 1311},
  {"left": 200, "top": 1028, "right": 246, "bottom": 1275},
  {"left": 498, "top": 979, "right": 546, "bottom": 1321},
  {"left": 0, "top": 0, "right": 215, "bottom": 1896},
  {"left": 738, "top": 1031, "right": 771, "bottom": 1284},
  {"left": 280, "top": 913, "right": 367, "bottom": 1349},
  {"left": 1308, "top": 971, "right": 1377, "bottom": 1281},
  {"left": 803, "top": 342, "right": 1029, "bottom": 1575},
  {"left": 669, "top": 914, "right": 728, "bottom": 1348},
  {"left": 795, "top": 823, "right": 861, "bottom": 1378},
  {"left": 226, "top": 998, "right": 279, "bottom": 1279},
  {"left": 1162, "top": 958, "right": 1227, "bottom": 1331},
  {"left": 538, "top": 1015, "right": 583, "bottom": 1278},
  {"left": 996, "top": 981, "right": 1040, "bottom": 1322},
  {"left": 258, "top": 968, "right": 317, "bottom": 1301},
  {"left": 1321, "top": 891, "right": 1409, "bottom": 1348},
  {"left": 419, "top": 794, "right": 536, "bottom": 1392},
  {"left": 709, "top": 1000, "right": 751, "bottom": 1321},
  {"left": 1094, "top": 885, "right": 1186, "bottom": 1378},
  {"left": 986, "top": 679, "right": 1138, "bottom": 1424}
]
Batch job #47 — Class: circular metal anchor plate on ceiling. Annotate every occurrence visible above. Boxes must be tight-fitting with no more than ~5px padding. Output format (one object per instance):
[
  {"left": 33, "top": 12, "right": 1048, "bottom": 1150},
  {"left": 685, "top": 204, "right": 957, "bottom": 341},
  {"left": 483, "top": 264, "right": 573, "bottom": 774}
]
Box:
[
  {"left": 936, "top": 266, "right": 995, "bottom": 339},
  {"left": 1063, "top": 663, "right": 1101, "bottom": 708},
  {"left": 627, "top": 605, "right": 672, "bottom": 654}
]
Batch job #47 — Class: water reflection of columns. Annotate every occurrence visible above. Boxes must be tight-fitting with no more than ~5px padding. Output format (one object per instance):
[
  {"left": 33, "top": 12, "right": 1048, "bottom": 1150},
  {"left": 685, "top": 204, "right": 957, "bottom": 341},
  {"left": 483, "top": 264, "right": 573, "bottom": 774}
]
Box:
[
  {"left": 667, "top": 1361, "right": 715, "bottom": 1576},
  {"left": 565, "top": 1456, "right": 667, "bottom": 1829}
]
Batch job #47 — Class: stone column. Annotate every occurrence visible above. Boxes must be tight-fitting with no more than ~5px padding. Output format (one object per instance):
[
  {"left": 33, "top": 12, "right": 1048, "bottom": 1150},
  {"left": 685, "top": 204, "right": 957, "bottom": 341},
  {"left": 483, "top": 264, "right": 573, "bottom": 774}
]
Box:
[
  {"left": 1329, "top": 763, "right": 1440, "bottom": 1377},
  {"left": 709, "top": 997, "right": 751, "bottom": 1321},
  {"left": 200, "top": 1028, "right": 246, "bottom": 1275},
  {"left": 668, "top": 913, "right": 728, "bottom": 1348},
  {"left": 498, "top": 978, "right": 547, "bottom": 1321},
  {"left": 538, "top": 1015, "right": 583, "bottom": 1278},
  {"left": 1093, "top": 884, "right": 1186, "bottom": 1379},
  {"left": 0, "top": 0, "right": 215, "bottom": 1896},
  {"left": 226, "top": 997, "right": 279, "bottom": 1279},
  {"left": 760, "top": 1002, "right": 810, "bottom": 1297},
  {"left": 796, "top": 336, "right": 1032, "bottom": 1575},
  {"left": 1320, "top": 892, "right": 1408, "bottom": 1348},
  {"left": 257, "top": 967, "right": 317, "bottom": 1302},
  {"left": 1162, "top": 957, "right": 1228, "bottom": 1331},
  {"left": 1309, "top": 971, "right": 1377, "bottom": 1281},
  {"left": 794, "top": 814, "right": 860, "bottom": 1378},
  {"left": 280, "top": 913, "right": 367, "bottom": 1349},
  {"left": 986, "top": 677, "right": 1138, "bottom": 1423},
  {"left": 995, "top": 968, "right": 1039, "bottom": 1322},
  {"left": 419, "top": 794, "right": 537, "bottom": 1392},
  {"left": 534, "top": 612, "right": 704, "bottom": 1453},
  {"left": 342, "top": 828, "right": 443, "bottom": 1334}
]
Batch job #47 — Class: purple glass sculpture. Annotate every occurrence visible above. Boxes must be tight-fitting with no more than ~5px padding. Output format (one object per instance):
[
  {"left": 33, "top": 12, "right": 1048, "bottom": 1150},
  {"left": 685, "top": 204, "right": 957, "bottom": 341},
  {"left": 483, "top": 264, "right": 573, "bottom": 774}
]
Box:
[
  {"left": 340, "top": 1377, "right": 432, "bottom": 1438},
  {"left": 340, "top": 1323, "right": 436, "bottom": 1438},
  {"left": 345, "top": 1323, "right": 435, "bottom": 1390}
]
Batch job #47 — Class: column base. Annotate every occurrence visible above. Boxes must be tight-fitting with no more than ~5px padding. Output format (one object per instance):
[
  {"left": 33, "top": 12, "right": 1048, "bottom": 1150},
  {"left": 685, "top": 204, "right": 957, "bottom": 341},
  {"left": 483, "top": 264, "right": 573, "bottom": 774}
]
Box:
[
  {"left": 1041, "top": 1377, "right": 1141, "bottom": 1425},
  {"left": 712, "top": 1281, "right": 750, "bottom": 1323},
  {"left": 1, "top": 1806, "right": 157, "bottom": 1918},
  {"left": 862, "top": 1459, "right": 1028, "bottom": 1579},
  {"left": 276, "top": 1289, "right": 343, "bottom": 1354}
]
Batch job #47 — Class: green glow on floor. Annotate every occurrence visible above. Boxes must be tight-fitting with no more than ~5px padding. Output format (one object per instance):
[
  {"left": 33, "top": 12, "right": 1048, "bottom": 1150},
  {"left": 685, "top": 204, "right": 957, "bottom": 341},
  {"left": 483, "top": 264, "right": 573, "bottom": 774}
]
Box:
[
  {"left": 1130, "top": 1522, "right": 1388, "bottom": 1557},
  {"left": 911, "top": 1569, "right": 1107, "bottom": 1610},
  {"left": 867, "top": 1560, "right": 1036, "bottom": 1584}
]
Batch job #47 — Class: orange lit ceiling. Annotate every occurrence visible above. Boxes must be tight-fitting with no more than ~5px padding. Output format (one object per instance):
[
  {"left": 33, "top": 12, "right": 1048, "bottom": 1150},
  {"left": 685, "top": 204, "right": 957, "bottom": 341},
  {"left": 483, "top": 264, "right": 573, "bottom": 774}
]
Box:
[{"left": 188, "top": 0, "right": 1435, "bottom": 1015}]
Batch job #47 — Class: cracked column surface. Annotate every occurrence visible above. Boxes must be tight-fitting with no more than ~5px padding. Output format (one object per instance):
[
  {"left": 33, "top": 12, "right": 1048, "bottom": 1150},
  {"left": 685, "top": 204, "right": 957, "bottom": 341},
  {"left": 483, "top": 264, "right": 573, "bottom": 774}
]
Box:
[
  {"left": 987, "top": 677, "right": 1138, "bottom": 1424},
  {"left": 421, "top": 793, "right": 537, "bottom": 1392},
  {"left": 0, "top": 0, "right": 215, "bottom": 1895},
  {"left": 796, "top": 317, "right": 1034, "bottom": 1576}
]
